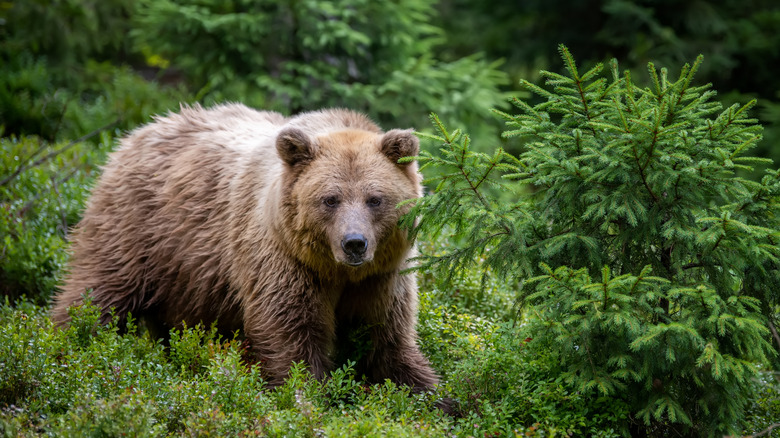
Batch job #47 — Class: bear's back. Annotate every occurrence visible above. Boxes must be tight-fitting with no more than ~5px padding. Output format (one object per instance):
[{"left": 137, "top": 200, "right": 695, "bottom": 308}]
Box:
[
  {"left": 121, "top": 103, "right": 286, "bottom": 157},
  {"left": 55, "top": 104, "right": 289, "bottom": 327},
  {"left": 54, "top": 104, "right": 390, "bottom": 328},
  {"left": 285, "top": 108, "right": 381, "bottom": 137}
]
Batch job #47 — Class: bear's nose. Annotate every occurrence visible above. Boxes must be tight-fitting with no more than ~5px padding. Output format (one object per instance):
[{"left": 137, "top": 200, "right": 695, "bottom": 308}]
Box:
[{"left": 342, "top": 234, "right": 368, "bottom": 256}]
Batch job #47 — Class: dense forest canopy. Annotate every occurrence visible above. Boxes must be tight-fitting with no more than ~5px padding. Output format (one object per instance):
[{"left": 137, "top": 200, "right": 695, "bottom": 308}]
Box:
[{"left": 3, "top": 0, "right": 780, "bottom": 157}]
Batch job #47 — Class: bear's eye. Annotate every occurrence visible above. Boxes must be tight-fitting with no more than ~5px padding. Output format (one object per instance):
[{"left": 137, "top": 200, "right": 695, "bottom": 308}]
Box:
[
  {"left": 323, "top": 196, "right": 339, "bottom": 208},
  {"left": 367, "top": 197, "right": 382, "bottom": 208}
]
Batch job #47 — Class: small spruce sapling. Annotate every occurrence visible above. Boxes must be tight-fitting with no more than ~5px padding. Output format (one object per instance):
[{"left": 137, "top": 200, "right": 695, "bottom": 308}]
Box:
[{"left": 404, "top": 45, "right": 779, "bottom": 436}]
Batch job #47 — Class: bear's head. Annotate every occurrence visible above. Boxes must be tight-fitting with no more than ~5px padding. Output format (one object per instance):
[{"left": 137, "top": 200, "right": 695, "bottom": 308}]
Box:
[{"left": 276, "top": 127, "right": 421, "bottom": 277}]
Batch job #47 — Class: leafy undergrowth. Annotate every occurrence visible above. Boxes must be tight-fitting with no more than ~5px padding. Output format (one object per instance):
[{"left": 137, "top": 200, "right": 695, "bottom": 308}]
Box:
[
  {"left": 0, "top": 289, "right": 642, "bottom": 438},
  {"left": 1, "top": 286, "right": 778, "bottom": 436},
  {"left": 0, "top": 298, "right": 443, "bottom": 437}
]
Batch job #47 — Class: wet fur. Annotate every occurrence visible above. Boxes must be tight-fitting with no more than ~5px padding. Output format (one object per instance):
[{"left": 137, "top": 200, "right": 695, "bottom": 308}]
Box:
[{"left": 51, "top": 103, "right": 438, "bottom": 389}]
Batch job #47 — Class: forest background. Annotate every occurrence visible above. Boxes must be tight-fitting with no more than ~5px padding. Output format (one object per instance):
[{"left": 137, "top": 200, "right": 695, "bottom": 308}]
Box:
[{"left": 2, "top": 0, "right": 780, "bottom": 436}]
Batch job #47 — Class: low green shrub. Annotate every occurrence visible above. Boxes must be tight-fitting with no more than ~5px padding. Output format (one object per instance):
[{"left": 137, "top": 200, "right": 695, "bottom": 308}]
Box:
[
  {"left": 48, "top": 390, "right": 164, "bottom": 437},
  {"left": 417, "top": 239, "right": 516, "bottom": 321},
  {"left": 0, "top": 135, "right": 110, "bottom": 303},
  {"left": 416, "top": 289, "right": 497, "bottom": 379},
  {"left": 0, "top": 300, "right": 53, "bottom": 408},
  {"left": 4, "top": 278, "right": 772, "bottom": 436},
  {"left": 444, "top": 323, "right": 628, "bottom": 437},
  {"left": 0, "top": 299, "right": 458, "bottom": 436},
  {"left": 744, "top": 371, "right": 780, "bottom": 436}
]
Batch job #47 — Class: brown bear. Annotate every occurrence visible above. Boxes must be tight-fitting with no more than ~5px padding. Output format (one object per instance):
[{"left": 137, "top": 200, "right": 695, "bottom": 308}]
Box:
[{"left": 51, "top": 103, "right": 439, "bottom": 390}]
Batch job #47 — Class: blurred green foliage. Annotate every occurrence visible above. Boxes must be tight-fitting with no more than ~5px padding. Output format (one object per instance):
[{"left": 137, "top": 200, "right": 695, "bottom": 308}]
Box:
[
  {"left": 131, "top": 0, "right": 509, "bottom": 138},
  {"left": 437, "top": 0, "right": 780, "bottom": 169},
  {"left": 0, "top": 0, "right": 135, "bottom": 65}
]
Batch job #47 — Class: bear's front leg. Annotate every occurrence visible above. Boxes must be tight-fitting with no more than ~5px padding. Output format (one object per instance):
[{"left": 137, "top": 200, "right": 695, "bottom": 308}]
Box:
[
  {"left": 241, "top": 283, "right": 337, "bottom": 387},
  {"left": 340, "top": 272, "right": 439, "bottom": 391}
]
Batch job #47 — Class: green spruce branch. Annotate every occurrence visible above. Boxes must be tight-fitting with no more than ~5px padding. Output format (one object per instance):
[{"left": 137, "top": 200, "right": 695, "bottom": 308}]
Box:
[{"left": 408, "top": 45, "right": 780, "bottom": 436}]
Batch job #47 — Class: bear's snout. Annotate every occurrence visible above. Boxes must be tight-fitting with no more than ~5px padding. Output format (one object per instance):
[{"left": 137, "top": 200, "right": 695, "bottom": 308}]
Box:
[{"left": 341, "top": 233, "right": 368, "bottom": 265}]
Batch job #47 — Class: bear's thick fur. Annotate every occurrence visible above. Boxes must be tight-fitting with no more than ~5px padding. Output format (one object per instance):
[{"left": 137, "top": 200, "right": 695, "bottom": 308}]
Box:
[{"left": 51, "top": 103, "right": 439, "bottom": 389}]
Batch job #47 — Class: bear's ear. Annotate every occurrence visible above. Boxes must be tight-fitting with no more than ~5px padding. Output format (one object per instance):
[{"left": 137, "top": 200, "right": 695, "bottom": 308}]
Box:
[
  {"left": 380, "top": 129, "right": 419, "bottom": 165},
  {"left": 276, "top": 128, "right": 317, "bottom": 167}
]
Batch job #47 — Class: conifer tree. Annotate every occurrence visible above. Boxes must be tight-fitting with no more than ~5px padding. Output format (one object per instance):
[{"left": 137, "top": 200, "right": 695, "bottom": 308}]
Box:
[{"left": 405, "top": 45, "right": 780, "bottom": 436}]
